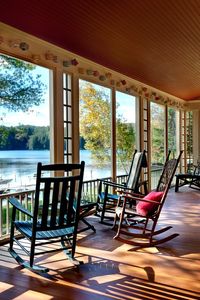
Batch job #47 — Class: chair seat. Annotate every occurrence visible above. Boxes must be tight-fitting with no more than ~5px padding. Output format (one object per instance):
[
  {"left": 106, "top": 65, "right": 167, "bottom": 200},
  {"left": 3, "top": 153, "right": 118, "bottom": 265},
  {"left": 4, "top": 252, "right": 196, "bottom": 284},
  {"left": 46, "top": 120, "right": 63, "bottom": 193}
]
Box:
[
  {"left": 100, "top": 192, "right": 119, "bottom": 201},
  {"left": 175, "top": 173, "right": 197, "bottom": 179},
  {"left": 15, "top": 221, "right": 74, "bottom": 240}
]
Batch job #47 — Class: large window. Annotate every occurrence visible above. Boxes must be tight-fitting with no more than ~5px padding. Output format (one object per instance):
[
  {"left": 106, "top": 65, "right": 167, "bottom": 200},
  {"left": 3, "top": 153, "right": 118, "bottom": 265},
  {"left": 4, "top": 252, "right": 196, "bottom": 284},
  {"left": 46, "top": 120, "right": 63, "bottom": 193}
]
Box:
[
  {"left": 0, "top": 54, "right": 50, "bottom": 191},
  {"left": 79, "top": 80, "right": 111, "bottom": 180},
  {"left": 168, "top": 107, "right": 179, "bottom": 157},
  {"left": 116, "top": 91, "right": 137, "bottom": 176},
  {"left": 186, "top": 111, "right": 193, "bottom": 169},
  {"left": 150, "top": 102, "right": 165, "bottom": 188}
]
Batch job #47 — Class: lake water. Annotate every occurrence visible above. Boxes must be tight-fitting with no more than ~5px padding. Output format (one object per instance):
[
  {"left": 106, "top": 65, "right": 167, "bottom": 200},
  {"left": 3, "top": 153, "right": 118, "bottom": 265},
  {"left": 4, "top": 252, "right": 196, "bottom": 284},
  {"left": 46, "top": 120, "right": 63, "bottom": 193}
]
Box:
[{"left": 0, "top": 150, "right": 115, "bottom": 190}]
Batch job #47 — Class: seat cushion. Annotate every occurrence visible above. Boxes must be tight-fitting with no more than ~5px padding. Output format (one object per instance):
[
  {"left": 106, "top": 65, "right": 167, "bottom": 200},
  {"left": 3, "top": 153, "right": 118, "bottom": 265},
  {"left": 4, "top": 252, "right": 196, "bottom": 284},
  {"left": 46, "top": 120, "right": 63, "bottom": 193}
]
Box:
[{"left": 136, "top": 191, "right": 164, "bottom": 216}]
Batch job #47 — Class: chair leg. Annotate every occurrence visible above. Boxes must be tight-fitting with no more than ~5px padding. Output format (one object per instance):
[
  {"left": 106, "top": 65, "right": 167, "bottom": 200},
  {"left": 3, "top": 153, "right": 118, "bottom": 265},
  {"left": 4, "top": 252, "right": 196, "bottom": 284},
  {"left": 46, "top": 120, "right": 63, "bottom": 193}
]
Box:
[
  {"left": 30, "top": 237, "right": 36, "bottom": 268},
  {"left": 175, "top": 176, "right": 179, "bottom": 192},
  {"left": 113, "top": 206, "right": 125, "bottom": 239},
  {"left": 9, "top": 207, "right": 16, "bottom": 251},
  {"left": 78, "top": 218, "right": 96, "bottom": 233},
  {"left": 61, "top": 236, "right": 82, "bottom": 266},
  {"left": 112, "top": 211, "right": 118, "bottom": 229},
  {"left": 100, "top": 197, "right": 107, "bottom": 223}
]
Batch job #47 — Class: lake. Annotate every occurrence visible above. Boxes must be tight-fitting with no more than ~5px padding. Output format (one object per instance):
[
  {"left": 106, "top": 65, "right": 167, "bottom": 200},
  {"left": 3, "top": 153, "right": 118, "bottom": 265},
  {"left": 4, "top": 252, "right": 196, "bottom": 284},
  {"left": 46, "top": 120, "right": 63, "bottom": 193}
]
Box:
[{"left": 0, "top": 150, "right": 115, "bottom": 190}]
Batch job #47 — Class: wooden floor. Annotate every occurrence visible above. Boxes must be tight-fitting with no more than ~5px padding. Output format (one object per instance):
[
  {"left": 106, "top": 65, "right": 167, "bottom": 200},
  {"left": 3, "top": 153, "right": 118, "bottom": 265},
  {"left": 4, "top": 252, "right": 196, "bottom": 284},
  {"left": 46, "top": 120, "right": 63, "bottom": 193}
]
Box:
[{"left": 0, "top": 186, "right": 200, "bottom": 300}]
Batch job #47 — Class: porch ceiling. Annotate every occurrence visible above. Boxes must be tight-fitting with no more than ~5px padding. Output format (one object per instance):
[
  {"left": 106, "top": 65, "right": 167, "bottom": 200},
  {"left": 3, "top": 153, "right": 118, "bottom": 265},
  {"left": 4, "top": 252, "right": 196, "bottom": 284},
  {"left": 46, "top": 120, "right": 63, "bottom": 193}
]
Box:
[{"left": 1, "top": 0, "right": 200, "bottom": 101}]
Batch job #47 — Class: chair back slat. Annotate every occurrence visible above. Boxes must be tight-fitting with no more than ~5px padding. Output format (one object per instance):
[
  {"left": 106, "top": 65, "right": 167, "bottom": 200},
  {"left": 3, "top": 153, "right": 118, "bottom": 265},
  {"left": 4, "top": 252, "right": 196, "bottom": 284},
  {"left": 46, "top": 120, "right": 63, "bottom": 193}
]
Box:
[
  {"left": 58, "top": 179, "right": 68, "bottom": 226},
  {"left": 65, "top": 178, "right": 76, "bottom": 226},
  {"left": 41, "top": 180, "right": 51, "bottom": 228},
  {"left": 50, "top": 180, "right": 60, "bottom": 226}
]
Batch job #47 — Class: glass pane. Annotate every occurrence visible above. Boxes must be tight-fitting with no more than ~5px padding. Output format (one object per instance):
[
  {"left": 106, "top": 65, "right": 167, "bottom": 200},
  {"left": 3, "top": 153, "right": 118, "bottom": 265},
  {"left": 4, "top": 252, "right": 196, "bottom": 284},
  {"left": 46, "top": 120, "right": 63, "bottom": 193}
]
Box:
[
  {"left": 0, "top": 54, "right": 50, "bottom": 191},
  {"left": 116, "top": 91, "right": 137, "bottom": 176},
  {"left": 150, "top": 102, "right": 165, "bottom": 189},
  {"left": 168, "top": 107, "right": 179, "bottom": 158},
  {"left": 79, "top": 79, "right": 111, "bottom": 180},
  {"left": 186, "top": 111, "right": 193, "bottom": 169}
]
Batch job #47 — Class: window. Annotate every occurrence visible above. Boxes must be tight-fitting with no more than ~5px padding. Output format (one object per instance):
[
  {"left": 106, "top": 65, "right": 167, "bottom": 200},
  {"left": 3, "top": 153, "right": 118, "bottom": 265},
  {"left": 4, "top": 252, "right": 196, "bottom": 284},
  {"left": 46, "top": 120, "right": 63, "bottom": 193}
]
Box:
[
  {"left": 0, "top": 54, "right": 50, "bottom": 190},
  {"left": 168, "top": 107, "right": 180, "bottom": 157},
  {"left": 116, "top": 91, "right": 137, "bottom": 176},
  {"left": 186, "top": 111, "right": 193, "bottom": 169},
  {"left": 150, "top": 102, "right": 165, "bottom": 188},
  {"left": 79, "top": 79, "right": 111, "bottom": 180}
]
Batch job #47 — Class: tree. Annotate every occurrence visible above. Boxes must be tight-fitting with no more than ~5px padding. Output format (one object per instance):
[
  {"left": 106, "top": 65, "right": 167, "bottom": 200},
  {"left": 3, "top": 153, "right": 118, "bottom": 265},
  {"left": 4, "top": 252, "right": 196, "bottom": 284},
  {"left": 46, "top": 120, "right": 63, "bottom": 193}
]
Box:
[
  {"left": 0, "top": 125, "right": 49, "bottom": 150},
  {"left": 168, "top": 107, "right": 177, "bottom": 155},
  {"left": 79, "top": 82, "right": 135, "bottom": 167},
  {"left": 116, "top": 119, "right": 135, "bottom": 169},
  {"left": 0, "top": 54, "right": 45, "bottom": 112},
  {"left": 28, "top": 127, "right": 50, "bottom": 150},
  {"left": 80, "top": 82, "right": 111, "bottom": 163},
  {"left": 151, "top": 103, "right": 165, "bottom": 164}
]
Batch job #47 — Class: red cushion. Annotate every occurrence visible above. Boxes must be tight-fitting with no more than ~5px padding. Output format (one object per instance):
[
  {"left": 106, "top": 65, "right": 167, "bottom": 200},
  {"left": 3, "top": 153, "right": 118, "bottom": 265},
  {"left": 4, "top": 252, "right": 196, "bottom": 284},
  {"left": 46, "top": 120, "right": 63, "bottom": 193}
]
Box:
[{"left": 136, "top": 191, "right": 164, "bottom": 216}]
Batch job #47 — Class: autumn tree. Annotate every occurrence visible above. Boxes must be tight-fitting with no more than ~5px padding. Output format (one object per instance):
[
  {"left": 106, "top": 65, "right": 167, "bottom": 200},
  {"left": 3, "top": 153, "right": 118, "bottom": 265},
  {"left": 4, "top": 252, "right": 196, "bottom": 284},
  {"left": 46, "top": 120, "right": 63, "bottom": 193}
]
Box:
[{"left": 79, "top": 81, "right": 135, "bottom": 167}]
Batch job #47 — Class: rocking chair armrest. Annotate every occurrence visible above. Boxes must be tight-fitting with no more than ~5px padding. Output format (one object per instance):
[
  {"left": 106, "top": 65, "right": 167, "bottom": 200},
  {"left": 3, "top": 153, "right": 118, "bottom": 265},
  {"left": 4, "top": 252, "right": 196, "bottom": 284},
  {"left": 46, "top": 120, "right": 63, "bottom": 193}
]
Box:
[
  {"left": 117, "top": 190, "right": 144, "bottom": 198},
  {"left": 103, "top": 180, "right": 126, "bottom": 189},
  {"left": 121, "top": 193, "right": 144, "bottom": 202},
  {"left": 9, "top": 197, "right": 33, "bottom": 218},
  {"left": 123, "top": 194, "right": 161, "bottom": 205},
  {"left": 121, "top": 189, "right": 145, "bottom": 199}
]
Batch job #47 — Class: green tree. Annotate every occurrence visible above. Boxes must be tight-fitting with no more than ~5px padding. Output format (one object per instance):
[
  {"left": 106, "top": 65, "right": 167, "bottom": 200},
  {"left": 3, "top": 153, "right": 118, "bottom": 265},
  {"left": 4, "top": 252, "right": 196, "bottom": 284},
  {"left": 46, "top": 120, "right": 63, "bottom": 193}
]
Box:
[
  {"left": 168, "top": 107, "right": 177, "bottom": 155},
  {"left": 28, "top": 127, "right": 50, "bottom": 150},
  {"left": 187, "top": 111, "right": 193, "bottom": 153},
  {"left": 116, "top": 119, "right": 135, "bottom": 168},
  {"left": 0, "top": 54, "right": 45, "bottom": 112},
  {"left": 0, "top": 126, "right": 9, "bottom": 149},
  {"left": 151, "top": 103, "right": 165, "bottom": 164},
  {"left": 0, "top": 125, "right": 49, "bottom": 150},
  {"left": 80, "top": 82, "right": 135, "bottom": 166}
]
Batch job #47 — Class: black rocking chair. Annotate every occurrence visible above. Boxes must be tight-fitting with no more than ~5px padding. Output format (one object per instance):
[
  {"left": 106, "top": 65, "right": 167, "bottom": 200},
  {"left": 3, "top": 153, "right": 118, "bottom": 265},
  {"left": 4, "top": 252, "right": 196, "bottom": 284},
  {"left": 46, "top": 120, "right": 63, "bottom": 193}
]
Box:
[
  {"left": 175, "top": 160, "right": 200, "bottom": 192},
  {"left": 9, "top": 161, "right": 85, "bottom": 273}
]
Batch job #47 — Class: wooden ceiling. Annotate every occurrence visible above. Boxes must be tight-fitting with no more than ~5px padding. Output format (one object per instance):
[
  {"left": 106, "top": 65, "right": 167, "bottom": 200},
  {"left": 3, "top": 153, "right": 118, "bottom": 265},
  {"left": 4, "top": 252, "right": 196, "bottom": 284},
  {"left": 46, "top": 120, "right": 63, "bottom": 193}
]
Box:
[{"left": 1, "top": 0, "right": 200, "bottom": 101}]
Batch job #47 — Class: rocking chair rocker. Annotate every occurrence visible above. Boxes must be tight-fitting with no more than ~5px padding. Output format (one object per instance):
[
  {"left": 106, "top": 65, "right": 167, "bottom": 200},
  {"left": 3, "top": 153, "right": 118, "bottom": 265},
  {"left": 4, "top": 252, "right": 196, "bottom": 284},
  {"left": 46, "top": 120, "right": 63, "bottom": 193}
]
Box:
[
  {"left": 9, "top": 161, "right": 85, "bottom": 273},
  {"left": 113, "top": 151, "right": 183, "bottom": 247}
]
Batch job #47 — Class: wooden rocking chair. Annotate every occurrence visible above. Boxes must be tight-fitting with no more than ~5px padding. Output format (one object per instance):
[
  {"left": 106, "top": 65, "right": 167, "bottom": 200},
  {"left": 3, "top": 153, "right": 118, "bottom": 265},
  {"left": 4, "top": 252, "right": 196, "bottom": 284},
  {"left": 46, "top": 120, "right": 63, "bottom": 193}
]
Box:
[
  {"left": 175, "top": 159, "right": 200, "bottom": 192},
  {"left": 8, "top": 161, "right": 85, "bottom": 273},
  {"left": 113, "top": 151, "right": 183, "bottom": 247},
  {"left": 97, "top": 150, "right": 148, "bottom": 224}
]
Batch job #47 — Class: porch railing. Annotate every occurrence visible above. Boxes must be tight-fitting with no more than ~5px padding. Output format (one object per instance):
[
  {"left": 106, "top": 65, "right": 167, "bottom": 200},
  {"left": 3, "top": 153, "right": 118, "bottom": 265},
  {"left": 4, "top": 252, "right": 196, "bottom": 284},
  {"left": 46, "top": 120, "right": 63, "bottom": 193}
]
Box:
[{"left": 0, "top": 169, "right": 161, "bottom": 243}]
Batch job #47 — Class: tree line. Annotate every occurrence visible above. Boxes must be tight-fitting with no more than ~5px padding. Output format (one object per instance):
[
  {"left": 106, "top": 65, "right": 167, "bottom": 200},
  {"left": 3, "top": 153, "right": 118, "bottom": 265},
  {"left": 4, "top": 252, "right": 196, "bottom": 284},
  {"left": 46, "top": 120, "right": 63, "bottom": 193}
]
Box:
[{"left": 0, "top": 125, "right": 50, "bottom": 150}]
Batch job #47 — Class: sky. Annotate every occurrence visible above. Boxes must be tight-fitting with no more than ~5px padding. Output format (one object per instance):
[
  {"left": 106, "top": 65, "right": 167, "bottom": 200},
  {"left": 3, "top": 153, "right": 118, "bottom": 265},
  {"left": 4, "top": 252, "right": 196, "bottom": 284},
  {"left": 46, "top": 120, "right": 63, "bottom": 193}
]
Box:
[
  {"left": 80, "top": 79, "right": 136, "bottom": 124},
  {"left": 116, "top": 91, "right": 136, "bottom": 123},
  {"left": 0, "top": 65, "right": 50, "bottom": 127}
]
